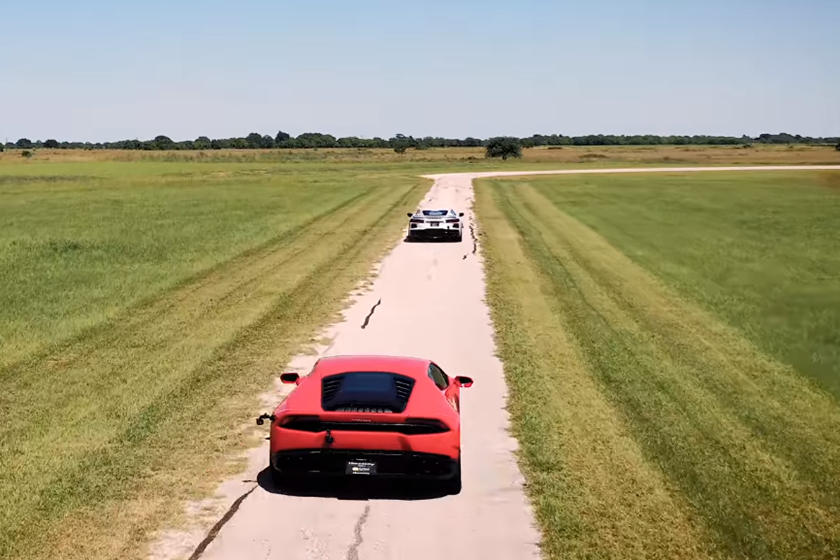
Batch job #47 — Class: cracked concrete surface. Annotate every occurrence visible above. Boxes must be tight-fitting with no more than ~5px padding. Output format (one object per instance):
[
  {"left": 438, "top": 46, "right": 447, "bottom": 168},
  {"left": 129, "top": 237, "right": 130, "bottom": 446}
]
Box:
[
  {"left": 345, "top": 505, "right": 370, "bottom": 560},
  {"left": 187, "top": 485, "right": 258, "bottom": 560},
  {"left": 360, "top": 299, "right": 381, "bottom": 330}
]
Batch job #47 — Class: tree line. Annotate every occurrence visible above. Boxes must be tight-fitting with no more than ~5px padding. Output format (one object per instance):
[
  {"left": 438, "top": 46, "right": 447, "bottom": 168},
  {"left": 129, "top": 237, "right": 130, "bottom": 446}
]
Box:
[{"left": 3, "top": 131, "right": 838, "bottom": 152}]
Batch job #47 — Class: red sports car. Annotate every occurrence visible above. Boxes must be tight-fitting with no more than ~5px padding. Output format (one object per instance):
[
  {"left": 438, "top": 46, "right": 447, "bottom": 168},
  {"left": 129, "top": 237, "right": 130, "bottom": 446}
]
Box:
[{"left": 257, "top": 355, "right": 473, "bottom": 493}]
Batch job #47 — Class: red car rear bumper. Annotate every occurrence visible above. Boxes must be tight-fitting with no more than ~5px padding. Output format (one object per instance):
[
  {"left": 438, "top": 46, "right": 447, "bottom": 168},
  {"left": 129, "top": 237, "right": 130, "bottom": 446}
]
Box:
[
  {"left": 270, "top": 425, "right": 460, "bottom": 478},
  {"left": 271, "top": 449, "right": 458, "bottom": 479}
]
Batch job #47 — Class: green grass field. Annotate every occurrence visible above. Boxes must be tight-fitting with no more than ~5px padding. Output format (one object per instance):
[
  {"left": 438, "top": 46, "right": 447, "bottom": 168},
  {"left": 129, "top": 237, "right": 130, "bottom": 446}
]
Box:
[
  {"left": 2, "top": 149, "right": 839, "bottom": 559},
  {"left": 476, "top": 171, "right": 840, "bottom": 559},
  {"left": 0, "top": 159, "right": 435, "bottom": 559}
]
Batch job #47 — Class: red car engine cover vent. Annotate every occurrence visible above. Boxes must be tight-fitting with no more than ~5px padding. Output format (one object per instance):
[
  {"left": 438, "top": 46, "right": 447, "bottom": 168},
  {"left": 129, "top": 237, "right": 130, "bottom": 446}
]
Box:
[{"left": 321, "top": 372, "right": 415, "bottom": 413}]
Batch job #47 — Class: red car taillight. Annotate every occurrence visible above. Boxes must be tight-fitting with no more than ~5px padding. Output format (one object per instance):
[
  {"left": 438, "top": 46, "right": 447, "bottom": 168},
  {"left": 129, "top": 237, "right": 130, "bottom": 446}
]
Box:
[
  {"left": 278, "top": 415, "right": 320, "bottom": 430},
  {"left": 445, "top": 218, "right": 459, "bottom": 224},
  {"left": 404, "top": 418, "right": 450, "bottom": 433}
]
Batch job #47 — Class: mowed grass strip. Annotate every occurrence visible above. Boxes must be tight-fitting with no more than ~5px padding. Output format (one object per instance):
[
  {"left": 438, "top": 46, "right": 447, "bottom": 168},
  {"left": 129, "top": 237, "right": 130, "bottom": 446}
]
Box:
[
  {"left": 0, "top": 164, "right": 426, "bottom": 560},
  {"left": 476, "top": 188, "right": 719, "bottom": 559},
  {"left": 476, "top": 173, "right": 840, "bottom": 559},
  {"left": 0, "top": 163, "right": 383, "bottom": 370},
  {"left": 525, "top": 171, "right": 840, "bottom": 398}
]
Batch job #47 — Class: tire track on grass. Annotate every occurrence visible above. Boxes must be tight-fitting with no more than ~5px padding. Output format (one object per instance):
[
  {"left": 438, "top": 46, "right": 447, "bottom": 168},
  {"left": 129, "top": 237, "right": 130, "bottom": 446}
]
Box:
[
  {"left": 482, "top": 184, "right": 716, "bottom": 559},
  {"left": 0, "top": 187, "right": 377, "bottom": 385},
  {"left": 0, "top": 186, "right": 381, "bottom": 430},
  {"left": 518, "top": 186, "right": 840, "bottom": 557},
  {"left": 490, "top": 180, "right": 840, "bottom": 559},
  {"left": 521, "top": 185, "right": 840, "bottom": 493}
]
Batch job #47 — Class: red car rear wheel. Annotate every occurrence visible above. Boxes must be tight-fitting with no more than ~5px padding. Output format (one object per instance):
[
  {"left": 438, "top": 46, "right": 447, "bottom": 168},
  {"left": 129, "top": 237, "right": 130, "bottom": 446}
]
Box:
[{"left": 443, "top": 458, "right": 462, "bottom": 494}]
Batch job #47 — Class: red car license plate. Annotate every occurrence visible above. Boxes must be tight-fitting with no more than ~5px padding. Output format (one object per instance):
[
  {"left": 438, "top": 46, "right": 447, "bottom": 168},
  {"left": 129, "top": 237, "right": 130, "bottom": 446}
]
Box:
[
  {"left": 346, "top": 460, "right": 377, "bottom": 475},
  {"left": 430, "top": 221, "right": 440, "bottom": 226}
]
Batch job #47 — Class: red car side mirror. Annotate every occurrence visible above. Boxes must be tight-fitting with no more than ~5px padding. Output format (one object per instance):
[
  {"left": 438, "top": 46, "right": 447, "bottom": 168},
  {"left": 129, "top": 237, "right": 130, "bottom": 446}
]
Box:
[
  {"left": 280, "top": 372, "right": 300, "bottom": 384},
  {"left": 455, "top": 376, "right": 473, "bottom": 388},
  {"left": 458, "top": 212, "right": 464, "bottom": 217},
  {"left": 406, "top": 213, "right": 413, "bottom": 218}
]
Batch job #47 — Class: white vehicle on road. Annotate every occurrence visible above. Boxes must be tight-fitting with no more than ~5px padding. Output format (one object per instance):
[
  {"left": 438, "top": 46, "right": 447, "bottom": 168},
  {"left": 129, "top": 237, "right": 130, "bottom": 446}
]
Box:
[{"left": 406, "top": 209, "right": 464, "bottom": 242}]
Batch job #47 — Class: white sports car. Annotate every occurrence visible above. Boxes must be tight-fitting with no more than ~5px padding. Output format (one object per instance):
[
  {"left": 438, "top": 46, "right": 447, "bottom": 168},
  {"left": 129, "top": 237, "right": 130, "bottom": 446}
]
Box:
[{"left": 406, "top": 209, "right": 464, "bottom": 242}]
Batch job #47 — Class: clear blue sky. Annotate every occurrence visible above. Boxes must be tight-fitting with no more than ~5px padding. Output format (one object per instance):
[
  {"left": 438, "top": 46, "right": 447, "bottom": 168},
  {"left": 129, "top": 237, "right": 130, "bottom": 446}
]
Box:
[{"left": 1, "top": 0, "right": 837, "bottom": 142}]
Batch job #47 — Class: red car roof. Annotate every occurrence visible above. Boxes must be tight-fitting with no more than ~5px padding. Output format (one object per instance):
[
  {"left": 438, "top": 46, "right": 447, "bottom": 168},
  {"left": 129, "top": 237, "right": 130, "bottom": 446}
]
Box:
[{"left": 312, "top": 355, "right": 431, "bottom": 379}]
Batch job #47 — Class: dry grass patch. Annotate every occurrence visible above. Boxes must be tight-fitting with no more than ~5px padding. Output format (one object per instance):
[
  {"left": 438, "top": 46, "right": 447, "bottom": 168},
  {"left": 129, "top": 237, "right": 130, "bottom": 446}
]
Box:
[{"left": 1, "top": 143, "right": 837, "bottom": 166}]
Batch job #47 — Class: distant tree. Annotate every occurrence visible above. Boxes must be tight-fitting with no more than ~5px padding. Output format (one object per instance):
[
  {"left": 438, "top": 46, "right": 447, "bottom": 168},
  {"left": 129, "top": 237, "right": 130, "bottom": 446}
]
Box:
[
  {"left": 21, "top": 150, "right": 33, "bottom": 158},
  {"left": 11, "top": 131, "right": 840, "bottom": 152},
  {"left": 245, "top": 132, "right": 263, "bottom": 148},
  {"left": 390, "top": 133, "right": 414, "bottom": 153},
  {"left": 108, "top": 139, "right": 134, "bottom": 149},
  {"left": 336, "top": 136, "right": 360, "bottom": 148},
  {"left": 152, "top": 135, "right": 174, "bottom": 150},
  {"left": 836, "top": 142, "right": 840, "bottom": 151},
  {"left": 756, "top": 132, "right": 799, "bottom": 144},
  {"left": 485, "top": 137, "right": 522, "bottom": 160},
  {"left": 194, "top": 136, "right": 212, "bottom": 150},
  {"left": 295, "top": 132, "right": 337, "bottom": 148}
]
